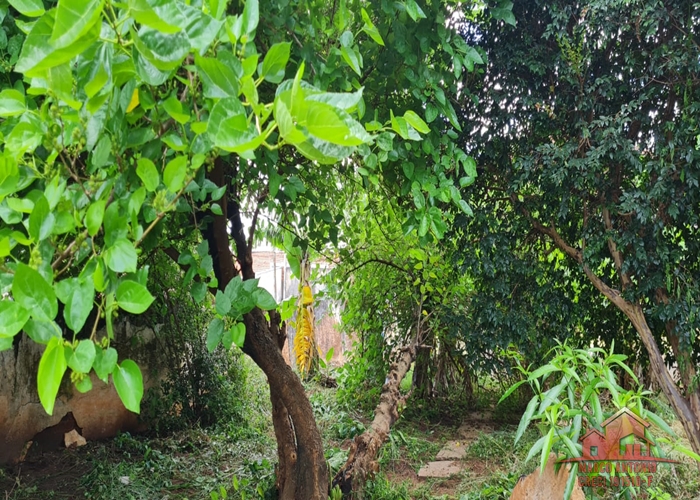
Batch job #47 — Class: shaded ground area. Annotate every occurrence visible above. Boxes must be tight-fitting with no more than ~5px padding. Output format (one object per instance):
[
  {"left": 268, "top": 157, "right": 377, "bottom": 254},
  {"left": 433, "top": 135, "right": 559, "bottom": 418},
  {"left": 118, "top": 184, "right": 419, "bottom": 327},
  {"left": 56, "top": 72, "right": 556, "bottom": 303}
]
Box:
[{"left": 3, "top": 385, "right": 700, "bottom": 499}]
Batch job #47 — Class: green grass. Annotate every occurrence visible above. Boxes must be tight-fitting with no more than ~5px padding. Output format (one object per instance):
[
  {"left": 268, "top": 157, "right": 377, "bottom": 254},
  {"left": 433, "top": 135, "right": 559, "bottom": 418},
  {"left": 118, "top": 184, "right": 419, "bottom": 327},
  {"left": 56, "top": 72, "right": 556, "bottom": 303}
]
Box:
[{"left": 3, "top": 369, "right": 700, "bottom": 500}]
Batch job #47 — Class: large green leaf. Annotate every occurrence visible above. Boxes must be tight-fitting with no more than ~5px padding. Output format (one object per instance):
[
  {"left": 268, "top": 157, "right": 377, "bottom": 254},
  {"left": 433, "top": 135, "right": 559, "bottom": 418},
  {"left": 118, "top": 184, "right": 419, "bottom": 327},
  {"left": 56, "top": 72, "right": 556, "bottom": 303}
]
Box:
[
  {"left": 24, "top": 318, "right": 62, "bottom": 344},
  {"left": 195, "top": 55, "right": 239, "bottom": 98},
  {"left": 231, "top": 322, "right": 245, "bottom": 348},
  {"left": 12, "top": 263, "right": 57, "bottom": 322},
  {"left": 206, "top": 317, "right": 224, "bottom": 352},
  {"left": 0, "top": 300, "right": 30, "bottom": 337},
  {"left": 113, "top": 359, "right": 144, "bottom": 413},
  {"left": 116, "top": 280, "right": 154, "bottom": 314},
  {"left": 0, "top": 89, "right": 27, "bottom": 117},
  {"left": 67, "top": 339, "right": 96, "bottom": 373},
  {"left": 55, "top": 277, "right": 95, "bottom": 333},
  {"left": 260, "top": 42, "right": 290, "bottom": 84},
  {"left": 85, "top": 199, "right": 106, "bottom": 237},
  {"left": 128, "top": 0, "right": 180, "bottom": 33},
  {"left": 163, "top": 155, "right": 188, "bottom": 193},
  {"left": 207, "top": 97, "right": 262, "bottom": 154},
  {"left": 8, "top": 0, "right": 44, "bottom": 17},
  {"left": 241, "top": 0, "right": 258, "bottom": 38},
  {"left": 104, "top": 239, "right": 138, "bottom": 273},
  {"left": 51, "top": 0, "right": 105, "bottom": 48},
  {"left": 253, "top": 287, "right": 276, "bottom": 310},
  {"left": 148, "top": 0, "right": 222, "bottom": 53},
  {"left": 136, "top": 158, "right": 159, "bottom": 192},
  {"left": 132, "top": 27, "right": 190, "bottom": 71},
  {"left": 15, "top": 10, "right": 101, "bottom": 77},
  {"left": 28, "top": 194, "right": 55, "bottom": 241},
  {"left": 37, "top": 337, "right": 67, "bottom": 415},
  {"left": 93, "top": 346, "right": 117, "bottom": 383}
]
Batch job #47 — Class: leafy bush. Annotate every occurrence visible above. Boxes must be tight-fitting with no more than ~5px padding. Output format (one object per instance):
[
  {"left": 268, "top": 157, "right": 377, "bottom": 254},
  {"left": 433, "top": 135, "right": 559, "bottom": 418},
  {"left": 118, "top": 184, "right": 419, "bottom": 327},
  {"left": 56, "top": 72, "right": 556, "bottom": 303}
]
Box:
[{"left": 140, "top": 253, "right": 247, "bottom": 434}]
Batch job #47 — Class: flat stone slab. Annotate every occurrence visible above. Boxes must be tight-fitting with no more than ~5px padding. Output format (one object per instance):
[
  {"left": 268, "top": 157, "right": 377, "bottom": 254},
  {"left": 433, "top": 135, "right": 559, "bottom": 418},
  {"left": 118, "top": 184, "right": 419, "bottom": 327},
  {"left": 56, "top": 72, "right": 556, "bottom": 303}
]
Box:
[
  {"left": 435, "top": 441, "right": 467, "bottom": 460},
  {"left": 417, "top": 460, "right": 463, "bottom": 478}
]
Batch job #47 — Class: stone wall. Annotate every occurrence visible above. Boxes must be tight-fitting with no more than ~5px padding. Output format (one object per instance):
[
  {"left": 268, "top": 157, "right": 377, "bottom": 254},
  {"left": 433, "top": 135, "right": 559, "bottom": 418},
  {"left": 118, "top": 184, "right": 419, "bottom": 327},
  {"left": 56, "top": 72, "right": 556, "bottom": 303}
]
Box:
[{"left": 0, "top": 322, "right": 162, "bottom": 464}]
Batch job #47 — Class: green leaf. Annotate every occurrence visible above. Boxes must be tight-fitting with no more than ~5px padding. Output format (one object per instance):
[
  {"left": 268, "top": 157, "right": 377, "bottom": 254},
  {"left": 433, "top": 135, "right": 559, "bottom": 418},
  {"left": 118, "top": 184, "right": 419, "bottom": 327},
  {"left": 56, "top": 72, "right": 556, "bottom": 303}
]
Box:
[
  {"left": 85, "top": 199, "right": 106, "bottom": 236},
  {"left": 0, "top": 337, "right": 12, "bottom": 351},
  {"left": 195, "top": 55, "right": 239, "bottom": 98},
  {"left": 67, "top": 339, "right": 96, "bottom": 373},
  {"left": 0, "top": 89, "right": 26, "bottom": 117},
  {"left": 162, "top": 95, "right": 190, "bottom": 124},
  {"left": 253, "top": 287, "right": 276, "bottom": 310},
  {"left": 93, "top": 346, "right": 117, "bottom": 383},
  {"left": 207, "top": 97, "right": 262, "bottom": 154},
  {"left": 457, "top": 199, "right": 473, "bottom": 216},
  {"left": 515, "top": 395, "right": 539, "bottom": 444},
  {"left": 12, "top": 263, "right": 57, "bottom": 322},
  {"left": 58, "top": 278, "right": 95, "bottom": 333},
  {"left": 563, "top": 463, "right": 578, "bottom": 500},
  {"left": 15, "top": 10, "right": 100, "bottom": 77},
  {"left": 132, "top": 27, "right": 189, "bottom": 71},
  {"left": 231, "top": 322, "right": 245, "bottom": 347},
  {"left": 8, "top": 0, "right": 44, "bottom": 17},
  {"left": 113, "top": 359, "right": 144, "bottom": 413},
  {"left": 75, "top": 376, "right": 92, "bottom": 393},
  {"left": 340, "top": 46, "right": 362, "bottom": 76},
  {"left": 128, "top": 0, "right": 180, "bottom": 34},
  {"left": 241, "top": 0, "right": 259, "bottom": 37},
  {"left": 0, "top": 300, "right": 30, "bottom": 337},
  {"left": 360, "top": 8, "right": 384, "bottom": 46},
  {"left": 261, "top": 42, "right": 290, "bottom": 84},
  {"left": 540, "top": 427, "right": 555, "bottom": 473},
  {"left": 491, "top": 2, "right": 516, "bottom": 26},
  {"left": 403, "top": 110, "right": 430, "bottom": 134},
  {"left": 37, "top": 337, "right": 67, "bottom": 415},
  {"left": 405, "top": 0, "right": 426, "bottom": 21},
  {"left": 104, "top": 239, "right": 138, "bottom": 273},
  {"left": 215, "top": 289, "right": 231, "bottom": 315},
  {"left": 29, "top": 194, "right": 56, "bottom": 242},
  {"left": 51, "top": 0, "right": 104, "bottom": 48},
  {"left": 163, "top": 156, "right": 188, "bottom": 193},
  {"left": 24, "top": 319, "right": 62, "bottom": 344},
  {"left": 206, "top": 317, "right": 224, "bottom": 352},
  {"left": 524, "top": 433, "right": 546, "bottom": 464},
  {"left": 116, "top": 280, "right": 154, "bottom": 314},
  {"left": 136, "top": 158, "right": 159, "bottom": 192},
  {"left": 191, "top": 281, "right": 206, "bottom": 303},
  {"left": 306, "top": 102, "right": 362, "bottom": 146},
  {"left": 497, "top": 379, "right": 526, "bottom": 405}
]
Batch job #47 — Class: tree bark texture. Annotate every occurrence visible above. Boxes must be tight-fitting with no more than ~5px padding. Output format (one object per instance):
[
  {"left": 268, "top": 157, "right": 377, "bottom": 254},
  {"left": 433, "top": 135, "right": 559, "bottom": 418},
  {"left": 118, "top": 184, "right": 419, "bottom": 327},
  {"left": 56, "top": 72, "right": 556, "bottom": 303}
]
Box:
[
  {"left": 202, "top": 159, "right": 329, "bottom": 499},
  {"left": 332, "top": 341, "right": 417, "bottom": 498}
]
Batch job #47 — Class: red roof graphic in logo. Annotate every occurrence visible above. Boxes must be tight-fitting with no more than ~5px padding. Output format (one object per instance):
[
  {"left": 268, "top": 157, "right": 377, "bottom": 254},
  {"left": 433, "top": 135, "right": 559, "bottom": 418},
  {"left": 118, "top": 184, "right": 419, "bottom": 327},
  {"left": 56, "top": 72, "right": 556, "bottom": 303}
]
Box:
[{"left": 580, "top": 408, "right": 652, "bottom": 460}]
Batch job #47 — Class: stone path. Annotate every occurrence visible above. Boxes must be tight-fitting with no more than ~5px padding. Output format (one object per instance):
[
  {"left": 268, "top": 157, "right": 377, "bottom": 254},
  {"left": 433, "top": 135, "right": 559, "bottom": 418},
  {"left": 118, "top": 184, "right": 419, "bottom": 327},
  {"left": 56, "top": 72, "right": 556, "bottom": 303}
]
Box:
[{"left": 417, "top": 412, "right": 495, "bottom": 478}]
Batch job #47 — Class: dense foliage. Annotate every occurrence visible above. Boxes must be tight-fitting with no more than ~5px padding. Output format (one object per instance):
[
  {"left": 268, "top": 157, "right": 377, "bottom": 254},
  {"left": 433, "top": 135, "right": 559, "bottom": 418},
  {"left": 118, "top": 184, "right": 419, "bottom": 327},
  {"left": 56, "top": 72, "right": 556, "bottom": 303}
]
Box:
[{"left": 456, "top": 0, "right": 700, "bottom": 454}]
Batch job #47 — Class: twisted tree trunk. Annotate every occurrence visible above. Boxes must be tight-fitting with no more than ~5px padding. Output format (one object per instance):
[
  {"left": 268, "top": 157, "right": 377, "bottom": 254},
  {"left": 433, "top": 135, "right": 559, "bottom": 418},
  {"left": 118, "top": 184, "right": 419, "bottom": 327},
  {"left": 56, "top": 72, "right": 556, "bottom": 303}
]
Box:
[
  {"left": 332, "top": 336, "right": 418, "bottom": 498},
  {"left": 200, "top": 159, "right": 329, "bottom": 499}
]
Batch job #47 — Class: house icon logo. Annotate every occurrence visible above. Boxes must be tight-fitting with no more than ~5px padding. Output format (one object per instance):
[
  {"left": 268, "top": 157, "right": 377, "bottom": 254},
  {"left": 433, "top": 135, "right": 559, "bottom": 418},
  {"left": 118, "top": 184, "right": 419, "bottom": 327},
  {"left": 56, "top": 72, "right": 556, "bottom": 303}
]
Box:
[{"left": 559, "top": 408, "right": 678, "bottom": 490}]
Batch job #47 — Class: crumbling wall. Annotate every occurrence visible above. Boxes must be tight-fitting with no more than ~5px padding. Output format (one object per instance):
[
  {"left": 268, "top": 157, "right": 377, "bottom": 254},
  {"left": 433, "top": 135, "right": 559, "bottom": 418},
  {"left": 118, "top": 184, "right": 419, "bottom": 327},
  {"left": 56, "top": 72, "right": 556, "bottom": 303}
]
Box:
[{"left": 0, "top": 321, "right": 163, "bottom": 464}]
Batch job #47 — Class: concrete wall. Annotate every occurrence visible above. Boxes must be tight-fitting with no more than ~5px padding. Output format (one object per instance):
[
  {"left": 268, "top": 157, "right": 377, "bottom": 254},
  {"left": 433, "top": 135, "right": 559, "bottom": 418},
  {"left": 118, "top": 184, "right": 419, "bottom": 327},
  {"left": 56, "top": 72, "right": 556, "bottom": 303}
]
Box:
[{"left": 0, "top": 322, "right": 162, "bottom": 464}]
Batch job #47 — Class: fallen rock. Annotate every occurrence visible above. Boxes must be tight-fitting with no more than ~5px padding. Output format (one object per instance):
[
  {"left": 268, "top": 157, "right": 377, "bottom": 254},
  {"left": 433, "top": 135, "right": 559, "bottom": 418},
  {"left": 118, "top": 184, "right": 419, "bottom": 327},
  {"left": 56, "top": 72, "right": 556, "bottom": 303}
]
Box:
[
  {"left": 417, "top": 460, "right": 463, "bottom": 478},
  {"left": 64, "top": 429, "right": 87, "bottom": 448},
  {"left": 436, "top": 441, "right": 468, "bottom": 460},
  {"left": 510, "top": 453, "right": 585, "bottom": 500}
]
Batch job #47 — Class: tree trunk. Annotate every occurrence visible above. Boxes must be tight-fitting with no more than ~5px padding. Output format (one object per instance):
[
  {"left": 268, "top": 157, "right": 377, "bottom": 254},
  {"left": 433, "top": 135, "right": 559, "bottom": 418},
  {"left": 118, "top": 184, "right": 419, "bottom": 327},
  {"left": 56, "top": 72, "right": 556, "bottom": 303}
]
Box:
[
  {"left": 332, "top": 340, "right": 417, "bottom": 498},
  {"left": 202, "top": 159, "right": 330, "bottom": 499}
]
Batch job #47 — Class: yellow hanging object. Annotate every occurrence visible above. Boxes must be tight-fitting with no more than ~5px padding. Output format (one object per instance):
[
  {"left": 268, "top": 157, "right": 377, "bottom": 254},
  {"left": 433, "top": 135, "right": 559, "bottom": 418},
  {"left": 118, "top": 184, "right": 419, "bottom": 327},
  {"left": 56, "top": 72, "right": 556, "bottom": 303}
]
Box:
[
  {"left": 293, "top": 308, "right": 314, "bottom": 375},
  {"left": 301, "top": 285, "right": 313, "bottom": 305}
]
